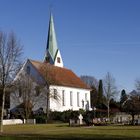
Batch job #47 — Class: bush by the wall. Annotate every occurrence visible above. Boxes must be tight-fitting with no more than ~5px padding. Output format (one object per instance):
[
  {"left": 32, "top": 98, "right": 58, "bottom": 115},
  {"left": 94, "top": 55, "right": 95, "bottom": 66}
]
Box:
[
  {"left": 35, "top": 115, "right": 46, "bottom": 124},
  {"left": 49, "top": 110, "right": 81, "bottom": 123},
  {"left": 83, "top": 111, "right": 94, "bottom": 126}
]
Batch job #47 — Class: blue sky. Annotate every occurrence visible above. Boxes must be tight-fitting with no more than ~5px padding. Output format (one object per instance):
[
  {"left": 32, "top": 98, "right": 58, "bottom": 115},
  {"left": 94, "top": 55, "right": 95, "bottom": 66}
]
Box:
[{"left": 0, "top": 0, "right": 140, "bottom": 93}]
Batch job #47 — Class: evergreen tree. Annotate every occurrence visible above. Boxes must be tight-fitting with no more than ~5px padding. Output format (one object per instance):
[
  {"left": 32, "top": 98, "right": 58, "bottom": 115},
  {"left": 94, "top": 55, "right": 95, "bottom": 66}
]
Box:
[
  {"left": 120, "top": 89, "right": 127, "bottom": 111},
  {"left": 90, "top": 86, "right": 98, "bottom": 109},
  {"left": 96, "top": 79, "right": 103, "bottom": 108}
]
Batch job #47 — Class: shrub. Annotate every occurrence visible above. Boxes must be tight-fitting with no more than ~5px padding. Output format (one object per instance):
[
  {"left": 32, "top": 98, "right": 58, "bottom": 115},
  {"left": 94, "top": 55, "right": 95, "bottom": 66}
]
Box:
[
  {"left": 83, "top": 111, "right": 94, "bottom": 126},
  {"left": 49, "top": 111, "right": 62, "bottom": 121},
  {"left": 35, "top": 115, "right": 46, "bottom": 124},
  {"left": 62, "top": 110, "right": 72, "bottom": 122},
  {"left": 49, "top": 110, "right": 81, "bottom": 123},
  {"left": 70, "top": 111, "right": 80, "bottom": 120}
]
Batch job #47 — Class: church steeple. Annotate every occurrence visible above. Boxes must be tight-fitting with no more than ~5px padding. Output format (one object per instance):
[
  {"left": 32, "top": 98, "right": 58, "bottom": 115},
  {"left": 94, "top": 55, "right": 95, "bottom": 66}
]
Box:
[{"left": 45, "top": 13, "right": 63, "bottom": 67}]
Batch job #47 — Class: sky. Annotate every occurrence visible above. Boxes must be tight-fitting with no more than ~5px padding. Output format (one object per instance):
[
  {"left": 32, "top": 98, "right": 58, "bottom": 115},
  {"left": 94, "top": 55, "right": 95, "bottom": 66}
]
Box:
[{"left": 0, "top": 0, "right": 140, "bottom": 93}]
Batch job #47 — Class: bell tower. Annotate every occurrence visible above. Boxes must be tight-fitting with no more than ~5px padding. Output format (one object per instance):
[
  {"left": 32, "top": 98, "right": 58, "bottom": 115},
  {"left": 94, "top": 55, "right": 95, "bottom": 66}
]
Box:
[{"left": 45, "top": 13, "right": 63, "bottom": 68}]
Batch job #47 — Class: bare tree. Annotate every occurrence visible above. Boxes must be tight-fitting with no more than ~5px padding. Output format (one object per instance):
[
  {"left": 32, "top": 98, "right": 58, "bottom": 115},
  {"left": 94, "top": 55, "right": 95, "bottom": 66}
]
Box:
[
  {"left": 80, "top": 75, "right": 98, "bottom": 89},
  {"left": 80, "top": 75, "right": 98, "bottom": 109},
  {"left": 135, "top": 79, "right": 140, "bottom": 94},
  {"left": 103, "top": 72, "right": 118, "bottom": 121},
  {"left": 0, "top": 31, "right": 22, "bottom": 132},
  {"left": 123, "top": 90, "right": 140, "bottom": 125},
  {"left": 39, "top": 64, "right": 60, "bottom": 121},
  {"left": 11, "top": 73, "right": 47, "bottom": 120}
]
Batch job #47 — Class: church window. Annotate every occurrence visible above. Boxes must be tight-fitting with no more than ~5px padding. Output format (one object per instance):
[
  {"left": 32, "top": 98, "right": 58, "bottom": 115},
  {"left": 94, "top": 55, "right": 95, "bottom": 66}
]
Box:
[
  {"left": 27, "top": 66, "right": 30, "bottom": 75},
  {"left": 70, "top": 91, "right": 73, "bottom": 106},
  {"left": 57, "top": 57, "right": 60, "bottom": 63},
  {"left": 45, "top": 56, "right": 50, "bottom": 63},
  {"left": 53, "top": 89, "right": 57, "bottom": 99},
  {"left": 77, "top": 92, "right": 80, "bottom": 107},
  {"left": 62, "top": 90, "right": 65, "bottom": 106},
  {"left": 85, "top": 93, "right": 87, "bottom": 101},
  {"left": 35, "top": 86, "right": 40, "bottom": 96},
  {"left": 86, "top": 100, "right": 89, "bottom": 110},
  {"left": 18, "top": 86, "right": 22, "bottom": 97}
]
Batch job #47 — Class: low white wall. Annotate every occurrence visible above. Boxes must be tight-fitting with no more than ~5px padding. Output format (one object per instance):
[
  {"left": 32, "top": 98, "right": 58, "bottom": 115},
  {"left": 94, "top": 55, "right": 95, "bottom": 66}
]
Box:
[
  {"left": 24, "top": 119, "right": 36, "bottom": 124},
  {"left": 3, "top": 119, "right": 23, "bottom": 125}
]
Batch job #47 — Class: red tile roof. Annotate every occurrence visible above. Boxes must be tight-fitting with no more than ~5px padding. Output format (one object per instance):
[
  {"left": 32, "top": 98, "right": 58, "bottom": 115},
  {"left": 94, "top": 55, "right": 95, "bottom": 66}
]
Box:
[{"left": 29, "top": 59, "right": 90, "bottom": 90}]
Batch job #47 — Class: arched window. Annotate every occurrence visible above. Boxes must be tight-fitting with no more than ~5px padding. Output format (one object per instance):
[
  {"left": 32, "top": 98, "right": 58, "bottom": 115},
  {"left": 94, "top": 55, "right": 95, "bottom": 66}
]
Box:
[
  {"left": 18, "top": 86, "right": 22, "bottom": 97},
  {"left": 85, "top": 93, "right": 87, "bottom": 101},
  {"left": 57, "top": 57, "right": 60, "bottom": 63},
  {"left": 54, "top": 89, "right": 57, "bottom": 99},
  {"left": 35, "top": 86, "right": 40, "bottom": 96},
  {"left": 70, "top": 91, "right": 73, "bottom": 106},
  {"left": 27, "top": 66, "right": 30, "bottom": 75},
  {"left": 82, "top": 100, "right": 84, "bottom": 108},
  {"left": 62, "top": 90, "right": 65, "bottom": 106},
  {"left": 77, "top": 92, "right": 80, "bottom": 107}
]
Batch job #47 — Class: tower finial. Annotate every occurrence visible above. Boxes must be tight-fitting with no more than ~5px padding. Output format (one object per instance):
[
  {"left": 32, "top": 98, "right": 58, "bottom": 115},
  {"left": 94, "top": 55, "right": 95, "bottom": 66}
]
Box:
[{"left": 49, "top": 3, "right": 53, "bottom": 15}]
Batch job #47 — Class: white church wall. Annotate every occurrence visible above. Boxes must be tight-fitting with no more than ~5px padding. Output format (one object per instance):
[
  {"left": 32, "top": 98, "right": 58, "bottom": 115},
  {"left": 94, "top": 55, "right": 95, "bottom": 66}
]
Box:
[
  {"left": 14, "top": 60, "right": 45, "bottom": 84},
  {"left": 24, "top": 60, "right": 45, "bottom": 84},
  {"left": 10, "top": 92, "right": 22, "bottom": 110},
  {"left": 10, "top": 79, "right": 47, "bottom": 113},
  {"left": 10, "top": 60, "right": 47, "bottom": 113},
  {"left": 49, "top": 85, "right": 91, "bottom": 112}
]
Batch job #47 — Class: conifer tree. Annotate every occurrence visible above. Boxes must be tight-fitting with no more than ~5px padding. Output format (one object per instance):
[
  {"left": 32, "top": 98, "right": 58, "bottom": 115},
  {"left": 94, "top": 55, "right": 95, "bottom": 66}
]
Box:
[
  {"left": 97, "top": 79, "right": 103, "bottom": 108},
  {"left": 120, "top": 89, "right": 127, "bottom": 110}
]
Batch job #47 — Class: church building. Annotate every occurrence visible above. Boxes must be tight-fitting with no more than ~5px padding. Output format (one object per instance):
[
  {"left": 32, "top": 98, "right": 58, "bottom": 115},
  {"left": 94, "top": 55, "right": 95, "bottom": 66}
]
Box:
[{"left": 10, "top": 14, "right": 91, "bottom": 112}]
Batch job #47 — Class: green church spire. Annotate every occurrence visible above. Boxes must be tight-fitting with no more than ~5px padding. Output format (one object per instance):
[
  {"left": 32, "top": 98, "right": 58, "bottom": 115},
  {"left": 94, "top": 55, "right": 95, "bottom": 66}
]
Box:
[
  {"left": 45, "top": 13, "right": 58, "bottom": 63},
  {"left": 45, "top": 13, "right": 63, "bottom": 67}
]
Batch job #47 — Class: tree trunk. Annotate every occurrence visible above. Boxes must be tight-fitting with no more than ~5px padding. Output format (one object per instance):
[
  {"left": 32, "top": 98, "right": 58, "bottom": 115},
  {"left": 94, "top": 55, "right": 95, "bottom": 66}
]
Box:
[
  {"left": 46, "top": 88, "right": 50, "bottom": 122},
  {"left": 107, "top": 101, "right": 110, "bottom": 122},
  {"left": 0, "top": 87, "right": 6, "bottom": 133},
  {"left": 132, "top": 114, "right": 135, "bottom": 125}
]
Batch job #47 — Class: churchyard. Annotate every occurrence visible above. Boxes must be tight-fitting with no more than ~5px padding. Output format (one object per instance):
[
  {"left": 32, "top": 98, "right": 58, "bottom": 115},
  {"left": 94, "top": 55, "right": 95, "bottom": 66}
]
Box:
[{"left": 1, "top": 123, "right": 140, "bottom": 140}]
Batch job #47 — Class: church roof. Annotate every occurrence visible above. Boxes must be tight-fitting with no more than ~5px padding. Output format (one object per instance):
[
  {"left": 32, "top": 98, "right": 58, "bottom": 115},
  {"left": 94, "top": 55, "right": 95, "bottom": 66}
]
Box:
[{"left": 29, "top": 59, "right": 90, "bottom": 90}]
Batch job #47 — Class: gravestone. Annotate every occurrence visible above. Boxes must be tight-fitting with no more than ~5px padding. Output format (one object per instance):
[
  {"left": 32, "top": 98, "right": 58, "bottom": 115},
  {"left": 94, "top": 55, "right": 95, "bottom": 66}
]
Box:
[
  {"left": 69, "top": 114, "right": 83, "bottom": 126},
  {"left": 78, "top": 114, "right": 83, "bottom": 125}
]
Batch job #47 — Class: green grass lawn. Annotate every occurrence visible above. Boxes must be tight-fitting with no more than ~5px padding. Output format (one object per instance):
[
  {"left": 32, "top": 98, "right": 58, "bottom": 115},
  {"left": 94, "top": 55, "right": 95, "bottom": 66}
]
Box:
[{"left": 0, "top": 124, "right": 140, "bottom": 140}]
